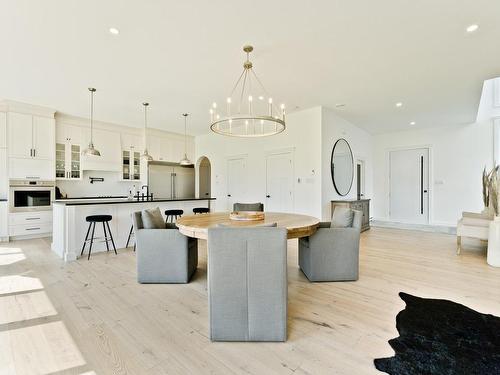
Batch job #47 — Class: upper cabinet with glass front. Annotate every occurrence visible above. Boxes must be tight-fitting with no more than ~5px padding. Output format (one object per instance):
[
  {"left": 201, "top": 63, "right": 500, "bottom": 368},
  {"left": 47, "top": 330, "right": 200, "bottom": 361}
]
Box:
[
  {"left": 55, "top": 124, "right": 82, "bottom": 180},
  {"left": 121, "top": 133, "right": 142, "bottom": 181}
]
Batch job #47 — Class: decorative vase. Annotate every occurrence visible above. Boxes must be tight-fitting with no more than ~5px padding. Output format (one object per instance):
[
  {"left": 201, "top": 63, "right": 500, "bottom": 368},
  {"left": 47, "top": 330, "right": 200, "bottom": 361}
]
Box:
[{"left": 487, "top": 216, "right": 500, "bottom": 267}]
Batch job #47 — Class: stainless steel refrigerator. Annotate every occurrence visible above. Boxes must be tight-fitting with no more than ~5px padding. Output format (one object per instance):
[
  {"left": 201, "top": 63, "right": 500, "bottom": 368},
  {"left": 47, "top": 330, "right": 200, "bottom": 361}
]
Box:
[{"left": 148, "top": 162, "right": 195, "bottom": 199}]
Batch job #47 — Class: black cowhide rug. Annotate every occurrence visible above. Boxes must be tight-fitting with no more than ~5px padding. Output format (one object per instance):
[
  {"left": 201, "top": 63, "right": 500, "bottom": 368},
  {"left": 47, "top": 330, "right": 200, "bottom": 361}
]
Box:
[{"left": 374, "top": 292, "right": 500, "bottom": 375}]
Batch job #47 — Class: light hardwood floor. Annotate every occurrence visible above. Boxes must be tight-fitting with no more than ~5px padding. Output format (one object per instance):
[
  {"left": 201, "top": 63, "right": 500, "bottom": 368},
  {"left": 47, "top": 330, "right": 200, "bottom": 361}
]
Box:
[{"left": 1, "top": 228, "right": 499, "bottom": 375}]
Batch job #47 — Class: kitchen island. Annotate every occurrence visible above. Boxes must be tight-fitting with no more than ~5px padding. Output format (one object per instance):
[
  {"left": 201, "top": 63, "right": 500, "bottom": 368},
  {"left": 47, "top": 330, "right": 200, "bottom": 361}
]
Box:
[{"left": 51, "top": 197, "right": 215, "bottom": 261}]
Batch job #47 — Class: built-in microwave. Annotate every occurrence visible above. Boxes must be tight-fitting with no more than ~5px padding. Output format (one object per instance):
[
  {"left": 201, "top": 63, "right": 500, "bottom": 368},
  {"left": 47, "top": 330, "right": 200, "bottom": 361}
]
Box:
[{"left": 9, "top": 180, "right": 55, "bottom": 212}]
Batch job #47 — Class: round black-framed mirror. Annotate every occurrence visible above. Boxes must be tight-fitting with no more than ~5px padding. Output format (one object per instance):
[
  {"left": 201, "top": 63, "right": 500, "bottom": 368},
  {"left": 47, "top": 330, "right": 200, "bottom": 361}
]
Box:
[{"left": 331, "top": 138, "right": 354, "bottom": 196}]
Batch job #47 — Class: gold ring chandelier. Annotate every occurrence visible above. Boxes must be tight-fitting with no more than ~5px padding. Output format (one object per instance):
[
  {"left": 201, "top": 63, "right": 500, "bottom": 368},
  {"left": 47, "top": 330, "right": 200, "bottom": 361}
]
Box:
[{"left": 209, "top": 45, "right": 286, "bottom": 137}]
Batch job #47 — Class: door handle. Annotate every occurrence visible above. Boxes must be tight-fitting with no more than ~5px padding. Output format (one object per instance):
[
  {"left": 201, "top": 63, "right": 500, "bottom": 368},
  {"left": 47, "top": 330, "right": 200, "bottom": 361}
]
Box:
[
  {"left": 420, "top": 156, "right": 424, "bottom": 215},
  {"left": 266, "top": 195, "right": 271, "bottom": 198}
]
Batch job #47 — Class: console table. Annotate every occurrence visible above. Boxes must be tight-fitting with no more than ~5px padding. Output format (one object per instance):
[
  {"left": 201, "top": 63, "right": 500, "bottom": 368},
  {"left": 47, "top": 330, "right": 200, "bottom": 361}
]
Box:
[{"left": 331, "top": 199, "right": 370, "bottom": 232}]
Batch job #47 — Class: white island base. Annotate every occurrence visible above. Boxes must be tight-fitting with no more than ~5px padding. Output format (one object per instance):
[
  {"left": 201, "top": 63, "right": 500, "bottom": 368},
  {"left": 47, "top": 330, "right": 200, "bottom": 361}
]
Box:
[{"left": 51, "top": 198, "right": 213, "bottom": 261}]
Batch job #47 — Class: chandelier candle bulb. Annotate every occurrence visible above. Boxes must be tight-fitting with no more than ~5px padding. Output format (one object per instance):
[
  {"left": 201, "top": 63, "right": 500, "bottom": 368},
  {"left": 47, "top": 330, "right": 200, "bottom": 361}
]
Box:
[
  {"left": 226, "top": 97, "right": 231, "bottom": 117},
  {"left": 209, "top": 108, "right": 214, "bottom": 122}
]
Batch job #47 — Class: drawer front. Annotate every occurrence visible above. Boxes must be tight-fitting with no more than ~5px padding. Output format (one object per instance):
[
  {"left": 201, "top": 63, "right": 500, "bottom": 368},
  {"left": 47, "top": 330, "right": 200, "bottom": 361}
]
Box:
[
  {"left": 350, "top": 202, "right": 363, "bottom": 211},
  {"left": 9, "top": 211, "right": 53, "bottom": 225},
  {"left": 9, "top": 222, "right": 52, "bottom": 236}
]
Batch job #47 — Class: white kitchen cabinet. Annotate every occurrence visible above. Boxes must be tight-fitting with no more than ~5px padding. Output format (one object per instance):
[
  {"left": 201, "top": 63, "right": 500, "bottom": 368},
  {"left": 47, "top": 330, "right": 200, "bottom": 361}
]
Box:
[
  {"left": 0, "top": 149, "right": 7, "bottom": 198},
  {"left": 121, "top": 133, "right": 143, "bottom": 150},
  {"left": 147, "top": 138, "right": 161, "bottom": 161},
  {"left": 8, "top": 112, "right": 33, "bottom": 158},
  {"left": 56, "top": 143, "right": 81, "bottom": 179},
  {"left": 0, "top": 112, "right": 6, "bottom": 148},
  {"left": 0, "top": 201, "right": 7, "bottom": 240},
  {"left": 8, "top": 113, "right": 55, "bottom": 160},
  {"left": 33, "top": 116, "right": 55, "bottom": 159},
  {"left": 56, "top": 123, "right": 82, "bottom": 144},
  {"left": 9, "top": 211, "right": 52, "bottom": 238},
  {"left": 121, "top": 133, "right": 143, "bottom": 180},
  {"left": 9, "top": 157, "right": 54, "bottom": 180},
  {"left": 159, "top": 138, "right": 173, "bottom": 161},
  {"left": 56, "top": 124, "right": 83, "bottom": 179},
  {"left": 121, "top": 150, "right": 141, "bottom": 180},
  {"left": 147, "top": 135, "right": 193, "bottom": 163}
]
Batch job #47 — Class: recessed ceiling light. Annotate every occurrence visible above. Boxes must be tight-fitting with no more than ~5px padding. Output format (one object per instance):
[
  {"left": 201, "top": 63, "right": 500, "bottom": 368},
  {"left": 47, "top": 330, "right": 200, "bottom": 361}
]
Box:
[
  {"left": 466, "top": 24, "right": 479, "bottom": 33},
  {"left": 410, "top": 121, "right": 416, "bottom": 125},
  {"left": 109, "top": 27, "right": 119, "bottom": 35},
  {"left": 395, "top": 102, "right": 403, "bottom": 107}
]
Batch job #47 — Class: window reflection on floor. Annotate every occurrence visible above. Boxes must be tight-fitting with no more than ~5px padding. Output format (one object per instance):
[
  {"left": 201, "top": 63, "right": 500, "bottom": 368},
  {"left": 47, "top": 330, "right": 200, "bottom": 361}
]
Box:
[
  {"left": 0, "top": 321, "right": 85, "bottom": 374},
  {"left": 0, "top": 275, "right": 44, "bottom": 296},
  {"left": 0, "top": 248, "right": 26, "bottom": 266},
  {"left": 0, "top": 290, "right": 57, "bottom": 325},
  {"left": 0, "top": 243, "right": 95, "bottom": 375}
]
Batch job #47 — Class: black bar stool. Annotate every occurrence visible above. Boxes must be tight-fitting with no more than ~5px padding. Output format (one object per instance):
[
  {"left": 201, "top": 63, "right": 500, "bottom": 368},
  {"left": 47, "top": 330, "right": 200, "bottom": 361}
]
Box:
[
  {"left": 193, "top": 207, "right": 210, "bottom": 214},
  {"left": 165, "top": 209, "right": 184, "bottom": 223},
  {"left": 81, "top": 215, "right": 117, "bottom": 260},
  {"left": 126, "top": 225, "right": 136, "bottom": 251}
]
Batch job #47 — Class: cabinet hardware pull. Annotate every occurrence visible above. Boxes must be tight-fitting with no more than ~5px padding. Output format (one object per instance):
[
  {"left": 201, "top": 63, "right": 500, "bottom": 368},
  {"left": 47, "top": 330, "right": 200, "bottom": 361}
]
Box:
[
  {"left": 25, "top": 217, "right": 41, "bottom": 220},
  {"left": 26, "top": 227, "right": 41, "bottom": 231}
]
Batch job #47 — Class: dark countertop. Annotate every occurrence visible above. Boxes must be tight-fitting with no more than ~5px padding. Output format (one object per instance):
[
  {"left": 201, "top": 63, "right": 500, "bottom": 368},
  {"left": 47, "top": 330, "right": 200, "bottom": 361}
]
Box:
[{"left": 53, "top": 197, "right": 216, "bottom": 206}]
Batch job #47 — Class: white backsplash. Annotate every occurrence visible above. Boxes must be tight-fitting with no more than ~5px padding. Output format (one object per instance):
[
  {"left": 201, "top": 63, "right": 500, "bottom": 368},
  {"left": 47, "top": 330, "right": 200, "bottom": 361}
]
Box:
[{"left": 56, "top": 171, "right": 143, "bottom": 198}]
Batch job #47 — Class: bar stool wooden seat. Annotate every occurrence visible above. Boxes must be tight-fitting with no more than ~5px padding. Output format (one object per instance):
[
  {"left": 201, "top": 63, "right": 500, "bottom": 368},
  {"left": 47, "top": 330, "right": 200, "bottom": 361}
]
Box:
[
  {"left": 81, "top": 215, "right": 117, "bottom": 260},
  {"left": 165, "top": 209, "right": 184, "bottom": 223}
]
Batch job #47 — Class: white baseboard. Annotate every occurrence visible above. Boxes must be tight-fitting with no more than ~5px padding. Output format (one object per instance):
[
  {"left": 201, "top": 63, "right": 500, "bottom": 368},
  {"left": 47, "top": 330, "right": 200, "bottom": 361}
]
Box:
[
  {"left": 371, "top": 219, "right": 456, "bottom": 235},
  {"left": 8, "top": 234, "right": 52, "bottom": 241}
]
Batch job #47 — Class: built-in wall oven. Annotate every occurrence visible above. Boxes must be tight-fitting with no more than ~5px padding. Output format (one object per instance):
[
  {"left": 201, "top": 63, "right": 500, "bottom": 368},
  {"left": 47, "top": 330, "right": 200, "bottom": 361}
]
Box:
[{"left": 9, "top": 180, "right": 55, "bottom": 212}]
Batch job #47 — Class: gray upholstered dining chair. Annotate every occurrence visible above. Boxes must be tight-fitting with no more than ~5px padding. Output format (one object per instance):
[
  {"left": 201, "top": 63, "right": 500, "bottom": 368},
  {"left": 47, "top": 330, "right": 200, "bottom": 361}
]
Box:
[
  {"left": 207, "top": 226, "right": 287, "bottom": 342},
  {"left": 233, "top": 202, "right": 264, "bottom": 212},
  {"left": 132, "top": 211, "right": 198, "bottom": 283},
  {"left": 299, "top": 208, "right": 363, "bottom": 282}
]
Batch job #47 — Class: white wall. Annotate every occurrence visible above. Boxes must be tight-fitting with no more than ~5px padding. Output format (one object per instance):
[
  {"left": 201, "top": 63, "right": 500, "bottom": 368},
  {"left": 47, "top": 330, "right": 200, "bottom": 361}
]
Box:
[
  {"left": 56, "top": 170, "right": 140, "bottom": 198},
  {"left": 321, "top": 107, "right": 373, "bottom": 220},
  {"left": 372, "top": 121, "right": 494, "bottom": 226},
  {"left": 195, "top": 107, "right": 323, "bottom": 218}
]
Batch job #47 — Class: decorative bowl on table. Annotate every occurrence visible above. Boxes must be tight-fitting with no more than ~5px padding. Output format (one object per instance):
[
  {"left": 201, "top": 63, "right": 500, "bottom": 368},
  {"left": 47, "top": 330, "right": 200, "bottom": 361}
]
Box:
[{"left": 229, "top": 211, "right": 265, "bottom": 221}]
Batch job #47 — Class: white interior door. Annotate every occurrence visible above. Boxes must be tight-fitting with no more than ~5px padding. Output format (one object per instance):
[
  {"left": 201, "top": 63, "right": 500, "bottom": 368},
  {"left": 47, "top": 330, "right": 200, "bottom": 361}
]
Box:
[
  {"left": 266, "top": 152, "right": 294, "bottom": 212},
  {"left": 227, "top": 157, "right": 247, "bottom": 211},
  {"left": 390, "top": 148, "right": 429, "bottom": 224}
]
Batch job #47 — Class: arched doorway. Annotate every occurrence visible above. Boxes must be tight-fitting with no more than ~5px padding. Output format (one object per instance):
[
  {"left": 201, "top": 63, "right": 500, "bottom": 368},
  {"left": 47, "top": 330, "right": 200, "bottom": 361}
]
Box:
[{"left": 197, "top": 156, "right": 211, "bottom": 198}]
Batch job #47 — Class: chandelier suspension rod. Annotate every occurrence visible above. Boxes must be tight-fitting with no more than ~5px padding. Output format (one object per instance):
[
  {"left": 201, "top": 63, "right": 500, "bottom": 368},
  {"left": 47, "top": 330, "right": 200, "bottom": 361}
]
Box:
[{"left": 239, "top": 69, "right": 248, "bottom": 115}]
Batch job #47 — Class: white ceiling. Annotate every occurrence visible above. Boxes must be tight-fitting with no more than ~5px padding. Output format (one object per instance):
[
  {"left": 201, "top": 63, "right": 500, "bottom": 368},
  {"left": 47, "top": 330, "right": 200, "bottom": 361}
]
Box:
[{"left": 1, "top": 0, "right": 500, "bottom": 135}]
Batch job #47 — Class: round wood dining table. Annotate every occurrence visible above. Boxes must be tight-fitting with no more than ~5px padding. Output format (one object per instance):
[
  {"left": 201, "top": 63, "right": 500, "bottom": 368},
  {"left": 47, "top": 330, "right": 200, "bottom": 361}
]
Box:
[{"left": 176, "top": 212, "right": 320, "bottom": 240}]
